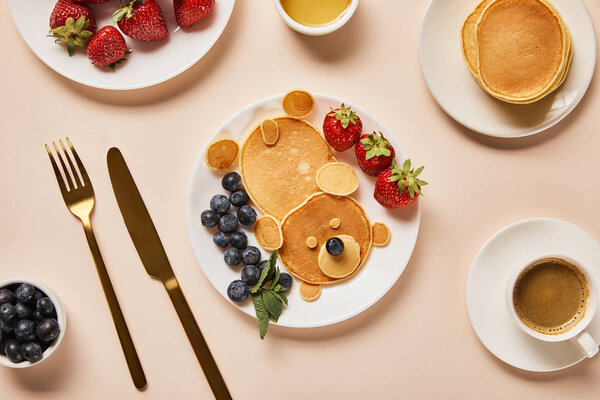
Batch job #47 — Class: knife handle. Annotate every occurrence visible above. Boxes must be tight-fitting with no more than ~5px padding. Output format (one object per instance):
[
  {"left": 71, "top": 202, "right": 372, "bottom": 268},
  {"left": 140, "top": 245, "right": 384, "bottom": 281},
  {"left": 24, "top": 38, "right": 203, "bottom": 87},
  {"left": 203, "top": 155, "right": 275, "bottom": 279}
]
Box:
[
  {"left": 164, "top": 277, "right": 232, "bottom": 400},
  {"left": 81, "top": 218, "right": 147, "bottom": 390}
]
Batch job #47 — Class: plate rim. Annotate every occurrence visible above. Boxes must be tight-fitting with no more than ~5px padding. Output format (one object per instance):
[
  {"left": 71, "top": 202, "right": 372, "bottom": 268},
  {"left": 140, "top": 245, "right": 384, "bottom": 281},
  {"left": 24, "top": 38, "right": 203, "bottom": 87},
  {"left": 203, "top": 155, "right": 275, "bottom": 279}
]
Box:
[
  {"left": 418, "top": 0, "right": 597, "bottom": 138},
  {"left": 7, "top": 0, "right": 236, "bottom": 91},
  {"left": 465, "top": 217, "right": 599, "bottom": 372},
  {"left": 185, "top": 92, "right": 421, "bottom": 328}
]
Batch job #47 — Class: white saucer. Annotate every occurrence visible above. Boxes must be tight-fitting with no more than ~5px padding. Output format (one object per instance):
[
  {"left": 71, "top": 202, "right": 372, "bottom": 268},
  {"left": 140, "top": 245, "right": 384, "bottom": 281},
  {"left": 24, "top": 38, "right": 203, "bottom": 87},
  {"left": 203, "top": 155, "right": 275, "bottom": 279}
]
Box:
[
  {"left": 419, "top": 0, "right": 597, "bottom": 138},
  {"left": 466, "top": 218, "right": 600, "bottom": 372}
]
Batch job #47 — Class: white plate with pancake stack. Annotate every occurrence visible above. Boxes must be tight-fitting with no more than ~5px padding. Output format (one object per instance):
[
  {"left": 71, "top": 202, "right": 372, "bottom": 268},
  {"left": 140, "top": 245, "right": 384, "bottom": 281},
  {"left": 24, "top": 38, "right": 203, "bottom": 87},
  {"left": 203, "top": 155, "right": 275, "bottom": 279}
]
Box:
[{"left": 419, "top": 0, "right": 596, "bottom": 138}]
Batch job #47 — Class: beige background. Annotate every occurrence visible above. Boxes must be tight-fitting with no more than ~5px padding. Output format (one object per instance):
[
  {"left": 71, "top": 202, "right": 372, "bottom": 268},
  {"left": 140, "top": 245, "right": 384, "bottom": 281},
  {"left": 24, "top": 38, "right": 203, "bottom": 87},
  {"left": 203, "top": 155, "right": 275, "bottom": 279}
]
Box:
[{"left": 1, "top": 0, "right": 599, "bottom": 398}]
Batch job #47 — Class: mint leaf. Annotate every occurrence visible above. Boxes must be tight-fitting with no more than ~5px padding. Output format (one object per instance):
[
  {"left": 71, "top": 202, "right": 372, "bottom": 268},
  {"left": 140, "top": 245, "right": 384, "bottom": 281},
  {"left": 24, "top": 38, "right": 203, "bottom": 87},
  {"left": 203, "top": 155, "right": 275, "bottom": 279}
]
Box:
[
  {"left": 271, "top": 267, "right": 281, "bottom": 288},
  {"left": 251, "top": 250, "right": 277, "bottom": 293},
  {"left": 267, "top": 289, "right": 288, "bottom": 306},
  {"left": 252, "top": 293, "right": 269, "bottom": 339},
  {"left": 262, "top": 290, "right": 283, "bottom": 322}
]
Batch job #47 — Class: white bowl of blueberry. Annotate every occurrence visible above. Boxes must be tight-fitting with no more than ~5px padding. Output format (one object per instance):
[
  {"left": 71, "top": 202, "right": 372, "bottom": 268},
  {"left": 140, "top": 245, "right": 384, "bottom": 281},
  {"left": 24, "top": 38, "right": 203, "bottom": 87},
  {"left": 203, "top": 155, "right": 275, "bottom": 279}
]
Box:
[{"left": 0, "top": 279, "right": 66, "bottom": 368}]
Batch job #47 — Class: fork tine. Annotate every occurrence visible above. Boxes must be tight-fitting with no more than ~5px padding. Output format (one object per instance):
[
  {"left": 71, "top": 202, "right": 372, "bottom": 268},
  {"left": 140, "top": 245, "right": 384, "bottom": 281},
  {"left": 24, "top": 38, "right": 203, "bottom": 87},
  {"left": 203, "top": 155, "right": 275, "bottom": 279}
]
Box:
[
  {"left": 46, "top": 144, "right": 68, "bottom": 194},
  {"left": 53, "top": 142, "right": 74, "bottom": 191},
  {"left": 60, "top": 139, "right": 82, "bottom": 189},
  {"left": 66, "top": 138, "right": 90, "bottom": 186}
]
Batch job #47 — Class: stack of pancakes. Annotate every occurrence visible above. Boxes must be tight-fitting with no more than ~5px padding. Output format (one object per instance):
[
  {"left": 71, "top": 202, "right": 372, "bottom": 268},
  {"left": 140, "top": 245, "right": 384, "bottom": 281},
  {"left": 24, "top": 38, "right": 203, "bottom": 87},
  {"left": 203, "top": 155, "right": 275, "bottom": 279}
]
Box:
[{"left": 461, "top": 0, "right": 572, "bottom": 104}]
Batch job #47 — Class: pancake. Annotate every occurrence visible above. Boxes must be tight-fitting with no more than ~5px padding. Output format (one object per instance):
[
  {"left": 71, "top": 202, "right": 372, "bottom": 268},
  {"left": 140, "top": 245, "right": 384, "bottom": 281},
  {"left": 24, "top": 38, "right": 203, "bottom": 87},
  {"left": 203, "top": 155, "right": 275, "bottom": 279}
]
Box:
[
  {"left": 476, "top": 0, "right": 569, "bottom": 102},
  {"left": 254, "top": 215, "right": 283, "bottom": 250},
  {"left": 240, "top": 117, "right": 335, "bottom": 220},
  {"left": 205, "top": 138, "right": 239, "bottom": 170},
  {"left": 279, "top": 192, "right": 372, "bottom": 285},
  {"left": 461, "top": 0, "right": 494, "bottom": 79}
]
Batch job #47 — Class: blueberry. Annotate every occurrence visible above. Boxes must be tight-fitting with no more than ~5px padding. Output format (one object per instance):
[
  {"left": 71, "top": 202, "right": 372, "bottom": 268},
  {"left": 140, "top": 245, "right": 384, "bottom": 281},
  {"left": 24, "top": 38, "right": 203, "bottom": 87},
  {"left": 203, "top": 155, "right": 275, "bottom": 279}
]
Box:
[
  {"left": 14, "top": 319, "right": 37, "bottom": 342},
  {"left": 14, "top": 303, "right": 31, "bottom": 320},
  {"left": 222, "top": 172, "right": 242, "bottom": 192},
  {"left": 201, "top": 210, "right": 218, "bottom": 227},
  {"left": 210, "top": 194, "right": 230, "bottom": 214},
  {"left": 227, "top": 280, "right": 249, "bottom": 302},
  {"left": 37, "top": 318, "right": 60, "bottom": 342},
  {"left": 229, "top": 231, "right": 248, "bottom": 250},
  {"left": 0, "top": 289, "right": 14, "bottom": 305},
  {"left": 0, "top": 303, "right": 16, "bottom": 322},
  {"left": 31, "top": 310, "right": 45, "bottom": 324},
  {"left": 229, "top": 189, "right": 249, "bottom": 207},
  {"left": 14, "top": 284, "right": 36, "bottom": 304},
  {"left": 32, "top": 290, "right": 44, "bottom": 305},
  {"left": 218, "top": 214, "right": 238, "bottom": 233},
  {"left": 37, "top": 297, "right": 54, "bottom": 315},
  {"left": 21, "top": 342, "right": 43, "bottom": 363},
  {"left": 237, "top": 205, "right": 257, "bottom": 226},
  {"left": 224, "top": 248, "right": 242, "bottom": 266},
  {"left": 0, "top": 319, "right": 15, "bottom": 333},
  {"left": 278, "top": 273, "right": 293, "bottom": 293},
  {"left": 213, "top": 232, "right": 230, "bottom": 248},
  {"left": 326, "top": 237, "right": 344, "bottom": 256},
  {"left": 4, "top": 340, "right": 24, "bottom": 363},
  {"left": 241, "top": 246, "right": 261, "bottom": 265},
  {"left": 241, "top": 265, "right": 260, "bottom": 286}
]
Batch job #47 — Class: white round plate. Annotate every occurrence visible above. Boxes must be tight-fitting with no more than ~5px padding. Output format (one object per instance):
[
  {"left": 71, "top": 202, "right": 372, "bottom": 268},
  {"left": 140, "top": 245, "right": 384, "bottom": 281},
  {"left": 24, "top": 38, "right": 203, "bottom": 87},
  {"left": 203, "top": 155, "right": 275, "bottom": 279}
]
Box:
[
  {"left": 467, "top": 218, "right": 600, "bottom": 372},
  {"left": 419, "top": 0, "right": 596, "bottom": 138},
  {"left": 8, "top": 0, "right": 235, "bottom": 90},
  {"left": 187, "top": 93, "right": 421, "bottom": 328}
]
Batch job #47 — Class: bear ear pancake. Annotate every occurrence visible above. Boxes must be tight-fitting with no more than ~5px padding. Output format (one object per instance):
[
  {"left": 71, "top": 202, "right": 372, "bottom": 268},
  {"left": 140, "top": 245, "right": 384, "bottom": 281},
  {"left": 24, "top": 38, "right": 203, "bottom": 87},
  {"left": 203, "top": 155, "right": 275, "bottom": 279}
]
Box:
[
  {"left": 372, "top": 222, "right": 391, "bottom": 247},
  {"left": 254, "top": 215, "right": 283, "bottom": 250},
  {"left": 316, "top": 162, "right": 359, "bottom": 196},
  {"left": 260, "top": 119, "right": 279, "bottom": 145},
  {"left": 300, "top": 282, "right": 321, "bottom": 301},
  {"left": 282, "top": 89, "right": 314, "bottom": 118},
  {"left": 205, "top": 138, "right": 239, "bottom": 171}
]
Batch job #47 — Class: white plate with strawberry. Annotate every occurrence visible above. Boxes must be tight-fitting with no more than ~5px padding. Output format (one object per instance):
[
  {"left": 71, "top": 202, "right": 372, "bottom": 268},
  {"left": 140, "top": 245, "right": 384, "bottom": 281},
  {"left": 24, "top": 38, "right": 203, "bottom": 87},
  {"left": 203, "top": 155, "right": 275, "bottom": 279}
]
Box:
[
  {"left": 8, "top": 0, "right": 235, "bottom": 90},
  {"left": 187, "top": 92, "right": 423, "bottom": 332}
]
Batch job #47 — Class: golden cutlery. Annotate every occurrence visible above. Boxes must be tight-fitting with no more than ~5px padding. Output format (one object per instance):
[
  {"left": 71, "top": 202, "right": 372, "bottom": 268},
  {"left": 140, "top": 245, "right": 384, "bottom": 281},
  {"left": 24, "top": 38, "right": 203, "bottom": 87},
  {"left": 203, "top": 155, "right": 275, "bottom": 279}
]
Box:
[
  {"left": 45, "top": 138, "right": 147, "bottom": 390},
  {"left": 106, "top": 147, "right": 232, "bottom": 400}
]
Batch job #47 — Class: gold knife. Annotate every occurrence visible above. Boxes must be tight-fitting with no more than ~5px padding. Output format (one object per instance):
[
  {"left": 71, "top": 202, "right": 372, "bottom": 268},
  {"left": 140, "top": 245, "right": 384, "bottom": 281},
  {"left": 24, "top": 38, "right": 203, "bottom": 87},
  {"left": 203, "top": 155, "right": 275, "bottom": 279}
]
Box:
[{"left": 106, "top": 147, "right": 232, "bottom": 400}]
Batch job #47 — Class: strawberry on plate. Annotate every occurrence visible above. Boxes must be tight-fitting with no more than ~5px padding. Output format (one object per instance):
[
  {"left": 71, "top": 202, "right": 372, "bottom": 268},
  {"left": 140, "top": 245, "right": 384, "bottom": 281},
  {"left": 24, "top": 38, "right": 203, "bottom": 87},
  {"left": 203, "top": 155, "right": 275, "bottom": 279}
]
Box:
[
  {"left": 49, "top": 0, "right": 96, "bottom": 56},
  {"left": 374, "top": 159, "right": 427, "bottom": 209},
  {"left": 174, "top": 0, "right": 215, "bottom": 29},
  {"left": 113, "top": 0, "right": 168, "bottom": 41},
  {"left": 355, "top": 131, "right": 395, "bottom": 176},
  {"left": 323, "top": 104, "right": 363, "bottom": 152},
  {"left": 87, "top": 26, "right": 128, "bottom": 69}
]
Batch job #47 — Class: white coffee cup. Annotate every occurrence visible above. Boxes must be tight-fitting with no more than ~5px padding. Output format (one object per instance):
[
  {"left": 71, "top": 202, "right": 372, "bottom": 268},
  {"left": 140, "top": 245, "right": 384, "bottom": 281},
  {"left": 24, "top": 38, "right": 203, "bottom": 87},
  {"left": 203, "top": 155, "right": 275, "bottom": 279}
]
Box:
[{"left": 505, "top": 255, "right": 598, "bottom": 358}]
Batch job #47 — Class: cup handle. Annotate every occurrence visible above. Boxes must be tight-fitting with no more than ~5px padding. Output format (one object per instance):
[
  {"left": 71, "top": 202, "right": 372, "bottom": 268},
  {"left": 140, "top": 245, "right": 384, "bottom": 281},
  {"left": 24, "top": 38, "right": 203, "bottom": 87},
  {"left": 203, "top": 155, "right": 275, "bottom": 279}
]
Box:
[{"left": 571, "top": 330, "right": 599, "bottom": 358}]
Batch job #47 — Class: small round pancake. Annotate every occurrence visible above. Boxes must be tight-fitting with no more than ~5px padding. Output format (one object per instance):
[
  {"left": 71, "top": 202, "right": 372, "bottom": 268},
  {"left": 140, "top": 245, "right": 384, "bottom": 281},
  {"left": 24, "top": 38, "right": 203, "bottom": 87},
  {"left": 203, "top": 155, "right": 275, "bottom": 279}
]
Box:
[
  {"left": 282, "top": 90, "right": 314, "bottom": 118},
  {"left": 318, "top": 234, "right": 361, "bottom": 279},
  {"left": 372, "top": 222, "right": 391, "bottom": 247},
  {"left": 279, "top": 192, "right": 372, "bottom": 285},
  {"left": 306, "top": 236, "right": 318, "bottom": 249},
  {"left": 254, "top": 215, "right": 283, "bottom": 250},
  {"left": 260, "top": 119, "right": 279, "bottom": 145},
  {"left": 205, "top": 138, "right": 239, "bottom": 171},
  {"left": 299, "top": 282, "right": 321, "bottom": 302},
  {"left": 476, "top": 0, "right": 568, "bottom": 102},
  {"left": 316, "top": 162, "right": 359, "bottom": 196},
  {"left": 240, "top": 117, "right": 335, "bottom": 220}
]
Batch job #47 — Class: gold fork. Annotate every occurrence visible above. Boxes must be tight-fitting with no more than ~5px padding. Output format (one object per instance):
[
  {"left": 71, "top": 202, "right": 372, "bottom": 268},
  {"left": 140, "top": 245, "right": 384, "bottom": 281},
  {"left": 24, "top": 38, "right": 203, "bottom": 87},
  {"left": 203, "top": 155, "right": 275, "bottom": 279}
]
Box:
[{"left": 45, "top": 138, "right": 147, "bottom": 390}]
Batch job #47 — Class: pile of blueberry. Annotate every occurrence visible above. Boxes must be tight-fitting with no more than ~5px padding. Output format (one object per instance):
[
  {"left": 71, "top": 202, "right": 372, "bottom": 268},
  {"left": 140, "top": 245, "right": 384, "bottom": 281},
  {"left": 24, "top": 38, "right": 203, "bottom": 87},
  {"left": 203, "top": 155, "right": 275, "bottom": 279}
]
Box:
[
  {"left": 201, "top": 172, "right": 293, "bottom": 302},
  {"left": 0, "top": 283, "right": 61, "bottom": 364}
]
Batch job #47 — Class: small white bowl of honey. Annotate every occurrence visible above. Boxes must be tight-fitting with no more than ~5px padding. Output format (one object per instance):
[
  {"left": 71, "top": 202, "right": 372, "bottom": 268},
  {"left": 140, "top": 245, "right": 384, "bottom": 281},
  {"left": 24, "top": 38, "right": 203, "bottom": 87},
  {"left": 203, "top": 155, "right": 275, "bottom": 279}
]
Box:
[{"left": 274, "top": 0, "right": 359, "bottom": 36}]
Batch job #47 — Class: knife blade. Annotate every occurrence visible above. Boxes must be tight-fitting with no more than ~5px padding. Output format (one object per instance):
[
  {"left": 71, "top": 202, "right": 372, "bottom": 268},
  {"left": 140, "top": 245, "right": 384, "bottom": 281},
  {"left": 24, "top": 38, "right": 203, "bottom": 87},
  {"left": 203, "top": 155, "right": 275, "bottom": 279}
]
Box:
[{"left": 107, "top": 147, "right": 232, "bottom": 400}]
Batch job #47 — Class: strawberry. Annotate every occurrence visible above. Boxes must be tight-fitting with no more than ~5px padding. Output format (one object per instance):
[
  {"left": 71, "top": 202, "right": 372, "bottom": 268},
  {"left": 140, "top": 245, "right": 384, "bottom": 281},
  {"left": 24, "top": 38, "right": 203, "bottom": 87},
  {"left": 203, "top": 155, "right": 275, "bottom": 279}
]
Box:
[
  {"left": 374, "top": 159, "right": 427, "bottom": 209},
  {"left": 72, "top": 0, "right": 110, "bottom": 3},
  {"left": 323, "top": 104, "right": 363, "bottom": 152},
  {"left": 113, "top": 0, "right": 168, "bottom": 42},
  {"left": 174, "top": 0, "right": 215, "bottom": 29},
  {"left": 87, "top": 26, "right": 128, "bottom": 69},
  {"left": 49, "top": 0, "right": 96, "bottom": 56},
  {"left": 355, "top": 132, "right": 395, "bottom": 176}
]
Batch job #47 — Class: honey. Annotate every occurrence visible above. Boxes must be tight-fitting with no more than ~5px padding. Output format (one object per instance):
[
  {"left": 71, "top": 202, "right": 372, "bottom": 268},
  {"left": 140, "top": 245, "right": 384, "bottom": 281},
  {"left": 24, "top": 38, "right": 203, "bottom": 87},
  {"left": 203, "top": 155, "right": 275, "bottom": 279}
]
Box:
[{"left": 281, "top": 0, "right": 351, "bottom": 27}]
